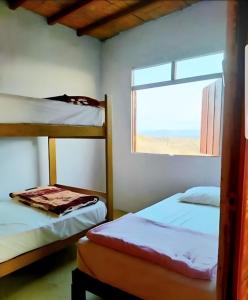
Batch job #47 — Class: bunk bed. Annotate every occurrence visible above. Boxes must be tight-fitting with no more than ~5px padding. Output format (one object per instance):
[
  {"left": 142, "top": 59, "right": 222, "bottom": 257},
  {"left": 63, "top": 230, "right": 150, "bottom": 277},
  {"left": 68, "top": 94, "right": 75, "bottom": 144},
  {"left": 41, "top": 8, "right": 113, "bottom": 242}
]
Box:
[
  {"left": 72, "top": 191, "right": 219, "bottom": 300},
  {"left": 0, "top": 93, "right": 113, "bottom": 278}
]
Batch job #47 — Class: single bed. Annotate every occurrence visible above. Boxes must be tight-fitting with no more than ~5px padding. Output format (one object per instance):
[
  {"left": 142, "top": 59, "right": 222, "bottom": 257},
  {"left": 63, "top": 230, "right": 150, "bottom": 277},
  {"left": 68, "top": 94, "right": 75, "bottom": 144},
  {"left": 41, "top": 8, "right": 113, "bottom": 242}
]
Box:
[
  {"left": 0, "top": 93, "right": 104, "bottom": 126},
  {"left": 74, "top": 193, "right": 220, "bottom": 300}
]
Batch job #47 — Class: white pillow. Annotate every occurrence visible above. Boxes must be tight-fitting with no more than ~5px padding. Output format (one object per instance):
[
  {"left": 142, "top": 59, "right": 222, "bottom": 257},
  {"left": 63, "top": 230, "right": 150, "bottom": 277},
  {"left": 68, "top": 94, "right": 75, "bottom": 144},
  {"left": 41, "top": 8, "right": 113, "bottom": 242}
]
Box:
[{"left": 179, "top": 186, "right": 220, "bottom": 207}]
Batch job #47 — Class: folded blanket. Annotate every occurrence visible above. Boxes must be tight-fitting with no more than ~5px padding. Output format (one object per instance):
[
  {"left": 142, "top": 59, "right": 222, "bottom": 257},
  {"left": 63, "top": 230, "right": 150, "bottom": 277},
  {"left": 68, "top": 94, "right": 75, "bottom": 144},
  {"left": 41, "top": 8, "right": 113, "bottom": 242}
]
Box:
[
  {"left": 87, "top": 213, "right": 218, "bottom": 280},
  {"left": 45, "top": 94, "right": 103, "bottom": 107},
  {"left": 10, "top": 186, "right": 98, "bottom": 216}
]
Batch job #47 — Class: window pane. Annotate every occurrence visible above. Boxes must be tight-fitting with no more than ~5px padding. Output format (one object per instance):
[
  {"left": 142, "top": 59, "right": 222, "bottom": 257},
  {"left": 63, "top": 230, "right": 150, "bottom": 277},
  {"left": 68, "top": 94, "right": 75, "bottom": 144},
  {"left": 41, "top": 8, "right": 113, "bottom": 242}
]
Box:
[
  {"left": 133, "top": 63, "right": 171, "bottom": 86},
  {"left": 176, "top": 53, "right": 224, "bottom": 79},
  {"left": 134, "top": 79, "right": 219, "bottom": 155}
]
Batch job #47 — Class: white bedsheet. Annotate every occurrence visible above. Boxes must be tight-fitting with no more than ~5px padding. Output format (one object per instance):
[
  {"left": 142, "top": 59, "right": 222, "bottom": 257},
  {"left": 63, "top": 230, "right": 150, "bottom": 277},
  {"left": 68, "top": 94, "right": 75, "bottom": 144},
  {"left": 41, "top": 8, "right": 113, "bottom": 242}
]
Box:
[
  {"left": 0, "top": 93, "right": 104, "bottom": 126},
  {"left": 0, "top": 198, "right": 106, "bottom": 263},
  {"left": 77, "top": 193, "right": 220, "bottom": 300},
  {"left": 137, "top": 193, "right": 219, "bottom": 235}
]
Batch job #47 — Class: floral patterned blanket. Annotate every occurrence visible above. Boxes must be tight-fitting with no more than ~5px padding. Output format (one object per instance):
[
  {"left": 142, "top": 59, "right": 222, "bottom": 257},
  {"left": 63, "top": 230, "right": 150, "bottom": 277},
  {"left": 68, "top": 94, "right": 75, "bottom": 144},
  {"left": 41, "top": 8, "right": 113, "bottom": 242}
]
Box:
[{"left": 10, "top": 186, "right": 99, "bottom": 216}]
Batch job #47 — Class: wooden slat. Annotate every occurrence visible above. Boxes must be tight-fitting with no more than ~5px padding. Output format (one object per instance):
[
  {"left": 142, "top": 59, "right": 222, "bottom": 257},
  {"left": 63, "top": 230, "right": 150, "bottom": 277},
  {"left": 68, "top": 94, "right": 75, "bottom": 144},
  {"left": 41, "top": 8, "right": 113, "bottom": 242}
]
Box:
[
  {"left": 8, "top": 0, "right": 26, "bottom": 10},
  {"left": 132, "top": 0, "right": 187, "bottom": 21},
  {"left": 21, "top": 0, "right": 78, "bottom": 17},
  {"left": 48, "top": 138, "right": 57, "bottom": 185},
  {"left": 213, "top": 79, "right": 223, "bottom": 156},
  {"left": 200, "top": 87, "right": 209, "bottom": 154},
  {"left": 240, "top": 150, "right": 248, "bottom": 300},
  {"left": 54, "top": 184, "right": 106, "bottom": 199},
  {"left": 206, "top": 82, "right": 215, "bottom": 154},
  {"left": 200, "top": 79, "right": 223, "bottom": 156},
  {"left": 47, "top": 0, "right": 93, "bottom": 25},
  {"left": 0, "top": 124, "right": 105, "bottom": 138},
  {"left": 77, "top": 0, "right": 161, "bottom": 36},
  {"left": 9, "top": 0, "right": 200, "bottom": 40},
  {"left": 105, "top": 95, "right": 113, "bottom": 221}
]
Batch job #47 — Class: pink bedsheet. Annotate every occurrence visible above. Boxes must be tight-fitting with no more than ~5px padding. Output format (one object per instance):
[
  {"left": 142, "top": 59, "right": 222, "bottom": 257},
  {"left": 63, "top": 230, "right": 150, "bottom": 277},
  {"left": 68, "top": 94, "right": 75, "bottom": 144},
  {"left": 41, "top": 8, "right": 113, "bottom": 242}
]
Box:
[{"left": 87, "top": 213, "right": 218, "bottom": 280}]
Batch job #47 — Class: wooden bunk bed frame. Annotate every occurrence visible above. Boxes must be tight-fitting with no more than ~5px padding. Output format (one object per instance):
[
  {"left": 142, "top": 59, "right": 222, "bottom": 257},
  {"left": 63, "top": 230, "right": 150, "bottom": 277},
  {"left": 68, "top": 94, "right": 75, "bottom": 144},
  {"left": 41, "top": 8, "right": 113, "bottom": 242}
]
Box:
[{"left": 0, "top": 94, "right": 113, "bottom": 278}]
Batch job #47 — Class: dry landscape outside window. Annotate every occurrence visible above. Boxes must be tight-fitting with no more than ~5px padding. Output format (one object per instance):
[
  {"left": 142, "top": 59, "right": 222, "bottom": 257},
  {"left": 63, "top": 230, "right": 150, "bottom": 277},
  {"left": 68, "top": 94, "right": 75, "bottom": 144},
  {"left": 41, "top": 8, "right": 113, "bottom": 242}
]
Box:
[{"left": 131, "top": 53, "right": 224, "bottom": 156}]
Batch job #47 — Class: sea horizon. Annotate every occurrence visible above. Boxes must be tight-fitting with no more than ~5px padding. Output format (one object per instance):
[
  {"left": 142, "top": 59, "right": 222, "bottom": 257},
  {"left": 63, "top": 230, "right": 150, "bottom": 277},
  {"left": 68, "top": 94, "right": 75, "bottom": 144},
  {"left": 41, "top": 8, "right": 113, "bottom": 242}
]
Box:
[{"left": 139, "top": 129, "right": 200, "bottom": 138}]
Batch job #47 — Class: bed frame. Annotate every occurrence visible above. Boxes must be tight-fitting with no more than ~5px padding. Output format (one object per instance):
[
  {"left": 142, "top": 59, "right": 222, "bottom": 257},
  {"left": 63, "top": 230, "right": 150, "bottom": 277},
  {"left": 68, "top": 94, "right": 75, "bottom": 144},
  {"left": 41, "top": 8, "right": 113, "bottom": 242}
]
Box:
[
  {"left": 0, "top": 94, "right": 113, "bottom": 278},
  {"left": 71, "top": 269, "right": 140, "bottom": 300}
]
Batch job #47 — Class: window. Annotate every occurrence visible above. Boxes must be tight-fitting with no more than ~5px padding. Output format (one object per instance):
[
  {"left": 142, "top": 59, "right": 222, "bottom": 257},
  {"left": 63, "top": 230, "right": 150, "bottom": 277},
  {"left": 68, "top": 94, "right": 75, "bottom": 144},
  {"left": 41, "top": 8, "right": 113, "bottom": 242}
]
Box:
[
  {"left": 131, "top": 52, "right": 224, "bottom": 156},
  {"left": 133, "top": 63, "right": 172, "bottom": 86}
]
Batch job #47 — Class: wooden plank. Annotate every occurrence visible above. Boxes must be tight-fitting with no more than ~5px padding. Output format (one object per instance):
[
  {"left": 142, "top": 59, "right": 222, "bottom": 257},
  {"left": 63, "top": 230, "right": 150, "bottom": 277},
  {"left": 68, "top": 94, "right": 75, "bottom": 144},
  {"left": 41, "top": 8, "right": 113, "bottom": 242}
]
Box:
[
  {"left": 0, "top": 124, "right": 105, "bottom": 138},
  {"left": 21, "top": 0, "right": 76, "bottom": 17},
  {"left": 213, "top": 79, "right": 223, "bottom": 156},
  {"left": 200, "top": 87, "right": 209, "bottom": 154},
  {"left": 206, "top": 82, "right": 215, "bottom": 154},
  {"left": 77, "top": 0, "right": 161, "bottom": 36},
  {"left": 8, "top": 0, "right": 26, "bottom": 10},
  {"left": 105, "top": 95, "right": 113, "bottom": 221},
  {"left": 55, "top": 184, "right": 106, "bottom": 199},
  {"left": 200, "top": 79, "right": 223, "bottom": 156},
  {"left": 48, "top": 138, "right": 57, "bottom": 185},
  {"left": 240, "top": 153, "right": 248, "bottom": 300},
  {"left": 47, "top": 0, "right": 93, "bottom": 25},
  {"left": 58, "top": 0, "right": 127, "bottom": 31}
]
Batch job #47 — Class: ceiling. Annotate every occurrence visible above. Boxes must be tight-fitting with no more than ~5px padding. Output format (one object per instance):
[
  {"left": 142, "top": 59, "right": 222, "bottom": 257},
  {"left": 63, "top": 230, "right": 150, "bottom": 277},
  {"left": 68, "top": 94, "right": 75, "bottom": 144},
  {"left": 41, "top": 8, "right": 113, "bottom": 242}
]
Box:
[{"left": 7, "top": 0, "right": 199, "bottom": 40}]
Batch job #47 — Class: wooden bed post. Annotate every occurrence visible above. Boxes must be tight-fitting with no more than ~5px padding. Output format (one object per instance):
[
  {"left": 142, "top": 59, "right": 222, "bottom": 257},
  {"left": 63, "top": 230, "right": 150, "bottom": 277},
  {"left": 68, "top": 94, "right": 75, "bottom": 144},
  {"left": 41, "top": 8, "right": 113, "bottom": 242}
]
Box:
[
  {"left": 48, "top": 137, "right": 57, "bottom": 185},
  {"left": 105, "top": 95, "right": 113, "bottom": 220},
  {"left": 217, "top": 2, "right": 248, "bottom": 300}
]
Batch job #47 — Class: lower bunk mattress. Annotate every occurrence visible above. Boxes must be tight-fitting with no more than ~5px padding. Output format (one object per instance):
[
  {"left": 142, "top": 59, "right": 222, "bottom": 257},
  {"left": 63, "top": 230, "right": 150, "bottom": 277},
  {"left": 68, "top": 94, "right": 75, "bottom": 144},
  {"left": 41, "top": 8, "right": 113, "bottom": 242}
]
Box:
[
  {"left": 0, "top": 198, "right": 106, "bottom": 263},
  {"left": 77, "top": 193, "right": 219, "bottom": 300}
]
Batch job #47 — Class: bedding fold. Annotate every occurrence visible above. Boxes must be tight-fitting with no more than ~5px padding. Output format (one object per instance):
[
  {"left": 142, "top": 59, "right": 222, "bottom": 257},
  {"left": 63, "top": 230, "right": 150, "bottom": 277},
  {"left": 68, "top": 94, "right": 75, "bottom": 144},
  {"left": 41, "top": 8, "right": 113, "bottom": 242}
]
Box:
[{"left": 87, "top": 213, "right": 218, "bottom": 280}]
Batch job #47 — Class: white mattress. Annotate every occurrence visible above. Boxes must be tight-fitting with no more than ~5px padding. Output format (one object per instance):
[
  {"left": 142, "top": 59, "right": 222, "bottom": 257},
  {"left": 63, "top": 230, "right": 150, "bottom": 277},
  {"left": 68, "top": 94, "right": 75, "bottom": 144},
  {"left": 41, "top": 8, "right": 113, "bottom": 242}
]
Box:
[
  {"left": 0, "top": 93, "right": 104, "bottom": 126},
  {"left": 0, "top": 198, "right": 106, "bottom": 263},
  {"left": 77, "top": 194, "right": 220, "bottom": 300}
]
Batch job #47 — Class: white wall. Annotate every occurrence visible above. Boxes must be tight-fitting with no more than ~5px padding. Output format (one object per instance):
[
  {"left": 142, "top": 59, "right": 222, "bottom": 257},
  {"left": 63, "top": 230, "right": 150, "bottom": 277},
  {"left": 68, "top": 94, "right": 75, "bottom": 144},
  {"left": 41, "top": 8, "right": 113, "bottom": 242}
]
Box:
[
  {"left": 102, "top": 1, "right": 227, "bottom": 211},
  {"left": 0, "top": 2, "right": 105, "bottom": 198},
  {"left": 0, "top": 1, "right": 227, "bottom": 210}
]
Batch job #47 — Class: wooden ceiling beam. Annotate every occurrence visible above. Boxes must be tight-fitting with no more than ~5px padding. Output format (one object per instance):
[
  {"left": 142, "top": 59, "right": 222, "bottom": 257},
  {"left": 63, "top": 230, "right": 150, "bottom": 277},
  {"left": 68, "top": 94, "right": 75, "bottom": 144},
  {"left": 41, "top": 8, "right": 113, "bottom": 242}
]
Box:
[
  {"left": 77, "top": 0, "right": 160, "bottom": 36},
  {"left": 47, "top": 0, "right": 93, "bottom": 25},
  {"left": 8, "top": 0, "right": 26, "bottom": 10}
]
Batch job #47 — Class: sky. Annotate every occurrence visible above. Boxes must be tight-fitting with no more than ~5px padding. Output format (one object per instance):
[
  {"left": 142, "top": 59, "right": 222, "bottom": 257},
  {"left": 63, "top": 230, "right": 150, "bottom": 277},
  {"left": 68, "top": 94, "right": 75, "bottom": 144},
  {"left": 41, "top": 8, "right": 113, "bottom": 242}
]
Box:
[
  {"left": 136, "top": 79, "right": 217, "bottom": 134},
  {"left": 133, "top": 52, "right": 224, "bottom": 135}
]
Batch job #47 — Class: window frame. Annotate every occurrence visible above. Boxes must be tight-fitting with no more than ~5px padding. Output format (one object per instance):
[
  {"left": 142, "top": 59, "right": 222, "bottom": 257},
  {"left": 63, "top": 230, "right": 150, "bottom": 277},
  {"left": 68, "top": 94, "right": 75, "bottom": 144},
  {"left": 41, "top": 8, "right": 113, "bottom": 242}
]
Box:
[{"left": 131, "top": 53, "right": 224, "bottom": 155}]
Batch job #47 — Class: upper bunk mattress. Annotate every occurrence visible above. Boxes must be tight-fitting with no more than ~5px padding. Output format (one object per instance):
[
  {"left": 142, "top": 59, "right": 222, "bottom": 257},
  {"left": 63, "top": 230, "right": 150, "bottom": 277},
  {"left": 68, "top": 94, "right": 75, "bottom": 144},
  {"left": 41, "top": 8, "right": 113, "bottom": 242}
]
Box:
[
  {"left": 0, "top": 93, "right": 104, "bottom": 126},
  {"left": 0, "top": 197, "right": 106, "bottom": 263}
]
